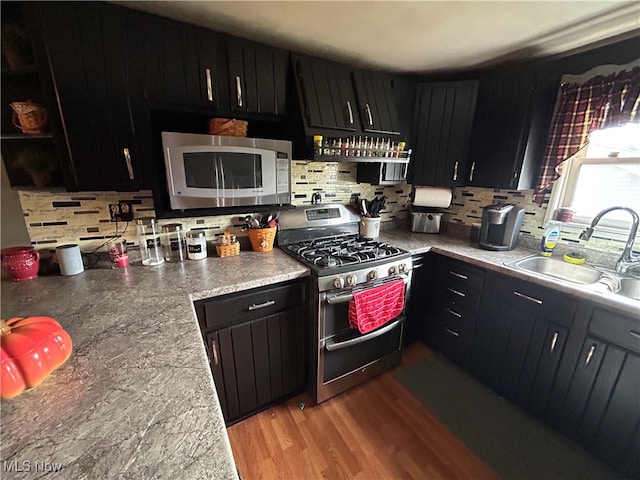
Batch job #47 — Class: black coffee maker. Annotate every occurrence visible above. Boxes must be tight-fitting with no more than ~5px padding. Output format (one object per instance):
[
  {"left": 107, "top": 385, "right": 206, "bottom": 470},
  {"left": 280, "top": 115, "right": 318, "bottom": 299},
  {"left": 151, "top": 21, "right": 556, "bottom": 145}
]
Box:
[{"left": 478, "top": 203, "right": 525, "bottom": 251}]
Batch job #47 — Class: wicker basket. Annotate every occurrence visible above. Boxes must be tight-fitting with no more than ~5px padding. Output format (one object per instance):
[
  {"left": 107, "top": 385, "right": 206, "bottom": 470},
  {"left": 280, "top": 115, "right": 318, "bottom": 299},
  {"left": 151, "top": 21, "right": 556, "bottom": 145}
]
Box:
[
  {"left": 215, "top": 231, "right": 240, "bottom": 257},
  {"left": 11, "top": 101, "right": 47, "bottom": 134},
  {"left": 247, "top": 226, "right": 276, "bottom": 252},
  {"left": 208, "top": 118, "right": 248, "bottom": 137}
]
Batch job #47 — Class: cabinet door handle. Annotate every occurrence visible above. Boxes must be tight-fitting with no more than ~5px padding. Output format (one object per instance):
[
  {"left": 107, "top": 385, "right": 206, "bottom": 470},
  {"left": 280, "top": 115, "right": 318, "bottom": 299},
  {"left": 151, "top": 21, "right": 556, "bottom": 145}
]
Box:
[
  {"left": 123, "top": 148, "right": 134, "bottom": 180},
  {"left": 447, "top": 287, "right": 466, "bottom": 297},
  {"left": 346, "top": 100, "right": 354, "bottom": 125},
  {"left": 585, "top": 344, "right": 595, "bottom": 366},
  {"left": 629, "top": 330, "right": 640, "bottom": 340},
  {"left": 206, "top": 68, "right": 213, "bottom": 102},
  {"left": 513, "top": 291, "right": 543, "bottom": 305},
  {"left": 445, "top": 328, "right": 460, "bottom": 337},
  {"left": 550, "top": 331, "right": 559, "bottom": 352},
  {"left": 235, "top": 75, "right": 243, "bottom": 107},
  {"left": 449, "top": 270, "right": 468, "bottom": 280},
  {"left": 365, "top": 103, "right": 373, "bottom": 127},
  {"left": 248, "top": 300, "right": 275, "bottom": 311},
  {"left": 452, "top": 161, "right": 459, "bottom": 181},
  {"left": 469, "top": 161, "right": 476, "bottom": 182},
  {"left": 211, "top": 339, "right": 219, "bottom": 366},
  {"left": 511, "top": 170, "right": 519, "bottom": 188},
  {"left": 446, "top": 308, "right": 462, "bottom": 318}
]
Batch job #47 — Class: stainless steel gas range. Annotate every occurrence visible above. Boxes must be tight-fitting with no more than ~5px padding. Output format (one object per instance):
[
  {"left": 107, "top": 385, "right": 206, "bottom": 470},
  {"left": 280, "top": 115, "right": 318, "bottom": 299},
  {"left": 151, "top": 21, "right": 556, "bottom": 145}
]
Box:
[{"left": 278, "top": 204, "right": 412, "bottom": 403}]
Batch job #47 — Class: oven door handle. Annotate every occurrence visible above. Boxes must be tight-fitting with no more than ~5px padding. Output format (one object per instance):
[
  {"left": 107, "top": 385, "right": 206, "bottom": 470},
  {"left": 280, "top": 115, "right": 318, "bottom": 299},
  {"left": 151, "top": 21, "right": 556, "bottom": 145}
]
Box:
[
  {"left": 326, "top": 293, "right": 354, "bottom": 304},
  {"left": 324, "top": 319, "right": 402, "bottom": 351}
]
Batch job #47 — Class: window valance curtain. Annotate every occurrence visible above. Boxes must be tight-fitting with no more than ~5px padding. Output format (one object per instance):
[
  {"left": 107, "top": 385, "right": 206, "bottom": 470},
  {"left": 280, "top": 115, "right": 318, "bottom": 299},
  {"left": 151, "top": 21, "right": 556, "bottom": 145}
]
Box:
[{"left": 534, "top": 66, "right": 640, "bottom": 205}]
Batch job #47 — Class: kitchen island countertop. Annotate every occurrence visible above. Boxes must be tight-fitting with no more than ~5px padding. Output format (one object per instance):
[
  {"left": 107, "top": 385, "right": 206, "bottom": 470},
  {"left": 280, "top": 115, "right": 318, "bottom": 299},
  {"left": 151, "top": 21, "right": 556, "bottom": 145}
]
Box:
[{"left": 1, "top": 249, "right": 309, "bottom": 479}]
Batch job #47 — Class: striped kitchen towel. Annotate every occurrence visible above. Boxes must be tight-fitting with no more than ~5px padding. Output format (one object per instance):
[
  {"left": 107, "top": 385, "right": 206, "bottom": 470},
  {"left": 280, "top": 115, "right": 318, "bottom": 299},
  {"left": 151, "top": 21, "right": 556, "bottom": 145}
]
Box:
[{"left": 348, "top": 279, "right": 405, "bottom": 334}]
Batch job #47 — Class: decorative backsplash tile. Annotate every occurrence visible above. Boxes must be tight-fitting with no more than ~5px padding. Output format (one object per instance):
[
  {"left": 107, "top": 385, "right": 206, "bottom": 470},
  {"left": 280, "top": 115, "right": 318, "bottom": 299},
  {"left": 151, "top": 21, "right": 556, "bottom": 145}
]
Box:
[
  {"left": 16, "top": 164, "right": 632, "bottom": 257},
  {"left": 18, "top": 160, "right": 412, "bottom": 252}
]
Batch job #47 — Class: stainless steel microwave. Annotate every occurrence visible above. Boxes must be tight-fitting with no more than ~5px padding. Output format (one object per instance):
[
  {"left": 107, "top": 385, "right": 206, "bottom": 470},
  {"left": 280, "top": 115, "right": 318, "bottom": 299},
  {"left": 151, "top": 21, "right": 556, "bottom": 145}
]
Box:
[{"left": 161, "top": 131, "right": 291, "bottom": 210}]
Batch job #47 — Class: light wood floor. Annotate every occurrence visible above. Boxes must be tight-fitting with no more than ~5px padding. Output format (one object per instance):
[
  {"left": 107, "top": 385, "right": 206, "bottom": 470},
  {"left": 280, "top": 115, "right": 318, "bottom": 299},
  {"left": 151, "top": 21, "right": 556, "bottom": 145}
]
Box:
[{"left": 227, "top": 342, "right": 497, "bottom": 480}]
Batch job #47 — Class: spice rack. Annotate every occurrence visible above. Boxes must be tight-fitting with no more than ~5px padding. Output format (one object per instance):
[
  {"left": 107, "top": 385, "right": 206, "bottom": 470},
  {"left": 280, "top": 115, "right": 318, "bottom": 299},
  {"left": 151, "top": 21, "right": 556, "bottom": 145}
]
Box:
[{"left": 312, "top": 135, "right": 411, "bottom": 163}]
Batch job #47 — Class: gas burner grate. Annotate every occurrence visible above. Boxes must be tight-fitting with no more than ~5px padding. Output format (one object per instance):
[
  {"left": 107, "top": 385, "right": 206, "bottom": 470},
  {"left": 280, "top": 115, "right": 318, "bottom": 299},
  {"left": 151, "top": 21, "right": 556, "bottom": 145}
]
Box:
[{"left": 284, "top": 235, "right": 405, "bottom": 269}]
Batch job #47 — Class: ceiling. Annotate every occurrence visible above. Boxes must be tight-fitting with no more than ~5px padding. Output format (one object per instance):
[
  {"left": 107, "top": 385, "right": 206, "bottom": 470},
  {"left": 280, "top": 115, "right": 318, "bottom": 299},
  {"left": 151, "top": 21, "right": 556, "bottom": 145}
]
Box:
[{"left": 114, "top": 1, "right": 640, "bottom": 75}]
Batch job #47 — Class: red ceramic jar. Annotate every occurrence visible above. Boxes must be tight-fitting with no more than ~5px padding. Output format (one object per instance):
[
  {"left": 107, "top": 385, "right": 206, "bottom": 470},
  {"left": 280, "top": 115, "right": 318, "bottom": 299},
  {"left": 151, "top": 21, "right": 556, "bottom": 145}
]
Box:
[{"left": 1, "top": 246, "right": 41, "bottom": 282}]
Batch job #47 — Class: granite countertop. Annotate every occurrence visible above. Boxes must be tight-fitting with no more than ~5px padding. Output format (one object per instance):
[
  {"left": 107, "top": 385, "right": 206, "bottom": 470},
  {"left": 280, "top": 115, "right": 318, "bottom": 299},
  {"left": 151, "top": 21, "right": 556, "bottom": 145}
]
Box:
[
  {"left": 378, "top": 230, "right": 640, "bottom": 316},
  {"left": 0, "top": 250, "right": 309, "bottom": 479},
  {"left": 1, "top": 228, "right": 638, "bottom": 479}
]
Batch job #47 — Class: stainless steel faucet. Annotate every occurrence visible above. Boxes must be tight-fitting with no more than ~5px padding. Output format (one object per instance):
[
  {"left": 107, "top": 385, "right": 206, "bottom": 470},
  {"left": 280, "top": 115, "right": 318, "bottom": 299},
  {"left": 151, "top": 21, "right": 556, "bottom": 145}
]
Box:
[{"left": 579, "top": 206, "right": 640, "bottom": 274}]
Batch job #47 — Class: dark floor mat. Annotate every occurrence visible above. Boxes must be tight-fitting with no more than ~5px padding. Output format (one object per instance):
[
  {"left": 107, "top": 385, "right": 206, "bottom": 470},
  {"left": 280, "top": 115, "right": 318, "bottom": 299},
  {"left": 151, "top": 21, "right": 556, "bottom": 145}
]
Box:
[{"left": 392, "top": 353, "right": 624, "bottom": 480}]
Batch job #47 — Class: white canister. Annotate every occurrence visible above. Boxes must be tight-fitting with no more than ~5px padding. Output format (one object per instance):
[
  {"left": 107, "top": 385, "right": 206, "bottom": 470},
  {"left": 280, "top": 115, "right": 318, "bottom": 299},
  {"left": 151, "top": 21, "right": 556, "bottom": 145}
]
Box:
[
  {"left": 186, "top": 231, "right": 207, "bottom": 260},
  {"left": 56, "top": 244, "right": 84, "bottom": 275},
  {"left": 359, "top": 217, "right": 381, "bottom": 238}
]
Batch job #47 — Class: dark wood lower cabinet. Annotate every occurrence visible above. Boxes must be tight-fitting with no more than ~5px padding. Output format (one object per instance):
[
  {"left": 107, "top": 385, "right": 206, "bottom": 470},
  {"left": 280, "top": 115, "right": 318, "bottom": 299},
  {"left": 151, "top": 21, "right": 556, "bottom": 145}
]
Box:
[
  {"left": 549, "top": 305, "right": 640, "bottom": 478},
  {"left": 196, "top": 280, "right": 308, "bottom": 425},
  {"left": 414, "top": 255, "right": 639, "bottom": 477}
]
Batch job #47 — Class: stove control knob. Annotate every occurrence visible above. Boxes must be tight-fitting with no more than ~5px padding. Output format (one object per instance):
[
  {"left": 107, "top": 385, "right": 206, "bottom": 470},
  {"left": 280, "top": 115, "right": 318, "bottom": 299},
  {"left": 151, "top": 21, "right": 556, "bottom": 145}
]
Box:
[
  {"left": 388, "top": 265, "right": 398, "bottom": 275},
  {"left": 368, "top": 270, "right": 378, "bottom": 280},
  {"left": 346, "top": 274, "right": 357, "bottom": 286},
  {"left": 398, "top": 263, "right": 408, "bottom": 274},
  {"left": 333, "top": 277, "right": 344, "bottom": 289}
]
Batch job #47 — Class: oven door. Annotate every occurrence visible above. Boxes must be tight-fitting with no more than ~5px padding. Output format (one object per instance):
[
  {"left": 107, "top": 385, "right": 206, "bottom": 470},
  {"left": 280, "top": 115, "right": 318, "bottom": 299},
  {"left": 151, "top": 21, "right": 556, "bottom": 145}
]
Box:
[{"left": 316, "top": 276, "right": 407, "bottom": 403}]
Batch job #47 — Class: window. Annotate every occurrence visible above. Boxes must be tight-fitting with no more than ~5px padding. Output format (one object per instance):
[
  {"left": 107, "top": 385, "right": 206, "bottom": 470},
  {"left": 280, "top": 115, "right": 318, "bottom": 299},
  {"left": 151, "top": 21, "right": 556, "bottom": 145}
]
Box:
[{"left": 546, "top": 124, "right": 640, "bottom": 231}]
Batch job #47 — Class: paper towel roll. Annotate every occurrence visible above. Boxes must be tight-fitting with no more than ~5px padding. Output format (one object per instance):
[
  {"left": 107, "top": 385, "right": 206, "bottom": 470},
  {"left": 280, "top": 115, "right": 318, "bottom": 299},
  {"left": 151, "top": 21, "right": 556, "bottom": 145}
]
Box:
[{"left": 413, "top": 186, "right": 452, "bottom": 208}]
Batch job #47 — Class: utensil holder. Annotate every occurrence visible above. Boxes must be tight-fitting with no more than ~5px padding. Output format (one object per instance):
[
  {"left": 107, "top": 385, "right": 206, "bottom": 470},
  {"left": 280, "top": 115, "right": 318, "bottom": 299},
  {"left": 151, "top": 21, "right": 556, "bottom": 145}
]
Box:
[{"left": 248, "top": 226, "right": 276, "bottom": 252}]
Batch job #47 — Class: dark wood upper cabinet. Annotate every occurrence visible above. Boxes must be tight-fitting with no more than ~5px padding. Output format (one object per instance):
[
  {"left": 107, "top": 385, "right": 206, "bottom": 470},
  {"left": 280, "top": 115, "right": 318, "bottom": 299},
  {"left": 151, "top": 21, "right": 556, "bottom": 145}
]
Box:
[
  {"left": 409, "top": 81, "right": 478, "bottom": 186},
  {"left": 352, "top": 70, "right": 402, "bottom": 135},
  {"left": 294, "top": 54, "right": 359, "bottom": 132},
  {"left": 36, "top": 2, "right": 143, "bottom": 191},
  {"left": 226, "top": 39, "right": 288, "bottom": 115},
  {"left": 196, "top": 29, "right": 230, "bottom": 111},
  {"left": 466, "top": 67, "right": 538, "bottom": 189}
]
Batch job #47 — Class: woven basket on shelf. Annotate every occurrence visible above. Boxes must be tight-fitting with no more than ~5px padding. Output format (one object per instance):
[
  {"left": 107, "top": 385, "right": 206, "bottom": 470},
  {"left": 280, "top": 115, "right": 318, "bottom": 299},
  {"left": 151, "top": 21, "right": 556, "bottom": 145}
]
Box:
[
  {"left": 215, "top": 231, "right": 240, "bottom": 257},
  {"left": 208, "top": 118, "right": 248, "bottom": 137},
  {"left": 247, "top": 226, "right": 276, "bottom": 252},
  {"left": 10, "top": 101, "right": 47, "bottom": 134}
]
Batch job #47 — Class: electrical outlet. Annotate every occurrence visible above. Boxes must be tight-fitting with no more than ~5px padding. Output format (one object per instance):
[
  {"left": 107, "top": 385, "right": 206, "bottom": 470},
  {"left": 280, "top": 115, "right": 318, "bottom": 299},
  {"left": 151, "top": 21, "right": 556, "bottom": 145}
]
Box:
[{"left": 108, "top": 202, "right": 134, "bottom": 222}]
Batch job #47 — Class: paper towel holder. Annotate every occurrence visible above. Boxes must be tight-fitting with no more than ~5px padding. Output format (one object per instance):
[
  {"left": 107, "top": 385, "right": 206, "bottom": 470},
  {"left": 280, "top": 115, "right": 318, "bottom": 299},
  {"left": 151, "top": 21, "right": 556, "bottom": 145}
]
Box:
[{"left": 411, "top": 185, "right": 453, "bottom": 208}]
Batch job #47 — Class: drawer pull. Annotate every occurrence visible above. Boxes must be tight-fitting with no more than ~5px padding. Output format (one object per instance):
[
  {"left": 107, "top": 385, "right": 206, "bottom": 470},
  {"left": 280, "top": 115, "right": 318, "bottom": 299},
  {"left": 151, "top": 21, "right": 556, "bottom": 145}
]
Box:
[
  {"left": 513, "top": 291, "right": 543, "bottom": 305},
  {"left": 248, "top": 300, "right": 275, "bottom": 311},
  {"left": 550, "top": 331, "right": 559, "bottom": 352},
  {"left": 211, "top": 339, "right": 219, "bottom": 366},
  {"left": 585, "top": 345, "right": 595, "bottom": 366},
  {"left": 446, "top": 308, "right": 462, "bottom": 318},
  {"left": 446, "top": 328, "right": 460, "bottom": 337},
  {"left": 629, "top": 330, "right": 640, "bottom": 340},
  {"left": 447, "top": 287, "right": 465, "bottom": 297},
  {"left": 449, "top": 270, "right": 468, "bottom": 280}
]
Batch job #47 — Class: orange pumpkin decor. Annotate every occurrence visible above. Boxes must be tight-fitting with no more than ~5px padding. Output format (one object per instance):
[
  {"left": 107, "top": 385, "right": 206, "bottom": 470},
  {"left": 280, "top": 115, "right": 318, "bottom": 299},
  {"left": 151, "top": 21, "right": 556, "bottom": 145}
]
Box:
[{"left": 1, "top": 316, "right": 73, "bottom": 400}]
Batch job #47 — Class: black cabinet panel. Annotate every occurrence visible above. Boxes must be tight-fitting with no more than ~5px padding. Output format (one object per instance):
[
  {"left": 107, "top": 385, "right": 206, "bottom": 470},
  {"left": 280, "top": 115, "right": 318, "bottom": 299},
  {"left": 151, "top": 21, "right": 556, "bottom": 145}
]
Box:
[
  {"left": 227, "top": 39, "right": 288, "bottom": 115},
  {"left": 37, "top": 2, "right": 142, "bottom": 191},
  {"left": 352, "top": 71, "right": 401, "bottom": 135},
  {"left": 295, "top": 55, "right": 358, "bottom": 132},
  {"left": 197, "top": 280, "right": 307, "bottom": 425},
  {"left": 467, "top": 68, "right": 537, "bottom": 189},
  {"left": 410, "top": 81, "right": 478, "bottom": 186},
  {"left": 196, "top": 29, "right": 229, "bottom": 111}
]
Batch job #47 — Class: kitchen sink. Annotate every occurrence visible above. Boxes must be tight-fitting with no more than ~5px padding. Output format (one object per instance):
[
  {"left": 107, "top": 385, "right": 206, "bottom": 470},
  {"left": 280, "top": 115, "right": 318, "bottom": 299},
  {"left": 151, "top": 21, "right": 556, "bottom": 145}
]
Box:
[
  {"left": 505, "top": 255, "right": 603, "bottom": 285},
  {"left": 618, "top": 278, "right": 640, "bottom": 301}
]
